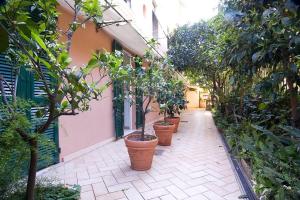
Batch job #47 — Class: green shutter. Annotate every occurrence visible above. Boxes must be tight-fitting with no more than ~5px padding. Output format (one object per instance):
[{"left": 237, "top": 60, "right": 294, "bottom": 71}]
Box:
[
  {"left": 0, "top": 53, "right": 59, "bottom": 170},
  {"left": 135, "top": 59, "right": 143, "bottom": 128},
  {"left": 0, "top": 54, "right": 17, "bottom": 97},
  {"left": 112, "top": 40, "right": 124, "bottom": 139},
  {"left": 32, "top": 63, "right": 59, "bottom": 169}
]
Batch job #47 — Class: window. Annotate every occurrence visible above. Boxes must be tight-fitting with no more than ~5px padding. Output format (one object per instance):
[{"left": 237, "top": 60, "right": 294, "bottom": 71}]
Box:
[{"left": 152, "top": 12, "right": 158, "bottom": 39}]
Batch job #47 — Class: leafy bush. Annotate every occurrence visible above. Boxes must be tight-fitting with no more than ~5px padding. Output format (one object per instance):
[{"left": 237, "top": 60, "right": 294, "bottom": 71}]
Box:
[
  {"left": 213, "top": 97, "right": 300, "bottom": 199},
  {"left": 0, "top": 101, "right": 31, "bottom": 198},
  {"left": 170, "top": 0, "right": 300, "bottom": 198},
  {"left": 3, "top": 178, "right": 80, "bottom": 200},
  {"left": 156, "top": 66, "right": 187, "bottom": 118}
]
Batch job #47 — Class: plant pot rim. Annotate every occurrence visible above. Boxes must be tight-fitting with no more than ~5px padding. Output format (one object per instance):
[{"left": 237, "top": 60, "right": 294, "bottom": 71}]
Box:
[
  {"left": 125, "top": 132, "right": 157, "bottom": 142},
  {"left": 165, "top": 116, "right": 180, "bottom": 119},
  {"left": 153, "top": 121, "right": 175, "bottom": 126}
]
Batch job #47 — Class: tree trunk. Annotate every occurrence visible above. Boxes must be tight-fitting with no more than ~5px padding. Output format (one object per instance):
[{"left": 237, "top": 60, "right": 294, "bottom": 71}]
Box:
[
  {"left": 141, "top": 96, "right": 152, "bottom": 140},
  {"left": 26, "top": 139, "right": 38, "bottom": 200},
  {"left": 287, "top": 77, "right": 299, "bottom": 127},
  {"left": 141, "top": 109, "right": 146, "bottom": 141}
]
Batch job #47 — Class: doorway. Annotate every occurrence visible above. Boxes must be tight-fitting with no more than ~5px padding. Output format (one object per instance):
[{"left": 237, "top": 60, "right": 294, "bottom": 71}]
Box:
[{"left": 123, "top": 51, "right": 135, "bottom": 136}]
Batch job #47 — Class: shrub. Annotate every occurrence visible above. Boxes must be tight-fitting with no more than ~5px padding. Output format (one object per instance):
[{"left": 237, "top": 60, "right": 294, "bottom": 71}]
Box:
[{"left": 4, "top": 178, "right": 80, "bottom": 200}]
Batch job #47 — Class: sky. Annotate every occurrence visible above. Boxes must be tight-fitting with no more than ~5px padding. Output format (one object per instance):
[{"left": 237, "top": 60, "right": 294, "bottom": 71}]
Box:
[
  {"left": 180, "top": 0, "right": 220, "bottom": 24},
  {"left": 156, "top": 0, "right": 220, "bottom": 32}
]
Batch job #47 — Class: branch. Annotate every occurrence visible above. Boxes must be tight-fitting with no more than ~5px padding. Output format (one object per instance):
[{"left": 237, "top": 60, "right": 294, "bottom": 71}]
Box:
[
  {"left": 64, "top": 0, "right": 76, "bottom": 12},
  {"left": 16, "top": 128, "right": 32, "bottom": 143},
  {"left": 0, "top": 75, "right": 9, "bottom": 106},
  {"left": 36, "top": 96, "right": 56, "bottom": 134},
  {"left": 144, "top": 96, "right": 152, "bottom": 114},
  {"left": 1, "top": 76, "right": 14, "bottom": 96},
  {"left": 57, "top": 110, "right": 79, "bottom": 117},
  {"left": 13, "top": 68, "right": 20, "bottom": 102},
  {"left": 66, "top": 2, "right": 80, "bottom": 52}
]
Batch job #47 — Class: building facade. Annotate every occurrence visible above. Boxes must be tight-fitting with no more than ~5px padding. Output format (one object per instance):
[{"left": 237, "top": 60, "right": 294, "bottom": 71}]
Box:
[
  {"left": 0, "top": 0, "right": 184, "bottom": 168},
  {"left": 57, "top": 0, "right": 177, "bottom": 162}
]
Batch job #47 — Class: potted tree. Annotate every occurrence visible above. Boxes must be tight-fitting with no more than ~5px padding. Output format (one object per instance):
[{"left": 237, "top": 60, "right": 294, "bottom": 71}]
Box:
[
  {"left": 153, "top": 117, "right": 175, "bottom": 146},
  {"left": 164, "top": 80, "right": 186, "bottom": 133},
  {"left": 124, "top": 42, "right": 165, "bottom": 170},
  {"left": 0, "top": 1, "right": 125, "bottom": 199},
  {"left": 153, "top": 66, "right": 179, "bottom": 145}
]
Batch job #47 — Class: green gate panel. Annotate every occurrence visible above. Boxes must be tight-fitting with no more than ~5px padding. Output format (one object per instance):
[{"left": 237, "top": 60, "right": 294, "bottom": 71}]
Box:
[
  {"left": 113, "top": 80, "right": 124, "bottom": 139},
  {"left": 112, "top": 40, "right": 124, "bottom": 139},
  {"left": 135, "top": 59, "right": 143, "bottom": 128},
  {"left": 0, "top": 53, "right": 59, "bottom": 170}
]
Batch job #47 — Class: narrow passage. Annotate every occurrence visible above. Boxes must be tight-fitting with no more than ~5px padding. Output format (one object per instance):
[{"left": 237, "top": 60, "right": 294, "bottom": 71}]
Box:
[{"left": 40, "top": 109, "right": 243, "bottom": 200}]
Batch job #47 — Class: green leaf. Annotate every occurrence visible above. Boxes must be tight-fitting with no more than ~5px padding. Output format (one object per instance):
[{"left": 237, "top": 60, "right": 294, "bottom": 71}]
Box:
[
  {"left": 31, "top": 31, "right": 55, "bottom": 60},
  {"left": 0, "top": 26, "right": 8, "bottom": 53},
  {"left": 31, "top": 31, "right": 47, "bottom": 51},
  {"left": 258, "top": 102, "right": 268, "bottom": 110},
  {"left": 61, "top": 100, "right": 69, "bottom": 109},
  {"left": 82, "top": 57, "right": 98, "bottom": 75},
  {"left": 278, "top": 125, "right": 300, "bottom": 138},
  {"left": 58, "top": 51, "right": 71, "bottom": 69},
  {"left": 252, "top": 51, "right": 263, "bottom": 63},
  {"left": 82, "top": 0, "right": 102, "bottom": 16},
  {"left": 39, "top": 57, "right": 51, "bottom": 70}
]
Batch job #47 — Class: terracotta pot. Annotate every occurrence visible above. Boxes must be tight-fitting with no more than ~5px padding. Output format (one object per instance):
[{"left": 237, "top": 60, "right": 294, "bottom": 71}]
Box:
[
  {"left": 164, "top": 117, "right": 180, "bottom": 133},
  {"left": 124, "top": 132, "right": 158, "bottom": 171},
  {"left": 153, "top": 122, "right": 175, "bottom": 146}
]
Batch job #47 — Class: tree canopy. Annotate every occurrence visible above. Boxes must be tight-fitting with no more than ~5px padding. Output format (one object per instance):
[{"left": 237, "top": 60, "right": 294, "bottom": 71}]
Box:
[{"left": 168, "top": 0, "right": 300, "bottom": 199}]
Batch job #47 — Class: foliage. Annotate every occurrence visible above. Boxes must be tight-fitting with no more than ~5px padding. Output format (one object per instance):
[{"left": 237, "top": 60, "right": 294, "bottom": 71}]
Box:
[
  {"left": 123, "top": 40, "right": 167, "bottom": 138},
  {"left": 4, "top": 178, "right": 80, "bottom": 200},
  {"left": 0, "top": 101, "right": 31, "bottom": 198},
  {"left": 168, "top": 23, "right": 207, "bottom": 70},
  {"left": 170, "top": 0, "right": 300, "bottom": 199},
  {"left": 0, "top": 0, "right": 125, "bottom": 199},
  {"left": 156, "top": 66, "right": 186, "bottom": 118}
]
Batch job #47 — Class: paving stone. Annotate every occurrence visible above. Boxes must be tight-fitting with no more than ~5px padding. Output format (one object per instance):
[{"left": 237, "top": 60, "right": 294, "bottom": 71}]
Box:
[
  {"left": 223, "top": 182, "right": 240, "bottom": 193},
  {"left": 147, "top": 180, "right": 172, "bottom": 189},
  {"left": 107, "top": 183, "right": 133, "bottom": 193},
  {"left": 124, "top": 187, "right": 144, "bottom": 200},
  {"left": 169, "top": 177, "right": 189, "bottom": 189},
  {"left": 39, "top": 110, "right": 243, "bottom": 200},
  {"left": 81, "top": 184, "right": 93, "bottom": 193},
  {"left": 203, "top": 190, "right": 225, "bottom": 200},
  {"left": 79, "top": 177, "right": 103, "bottom": 186},
  {"left": 165, "top": 185, "right": 188, "bottom": 199},
  {"left": 77, "top": 170, "right": 90, "bottom": 180},
  {"left": 132, "top": 180, "right": 151, "bottom": 192},
  {"left": 224, "top": 191, "right": 242, "bottom": 200},
  {"left": 96, "top": 191, "right": 126, "bottom": 200},
  {"left": 189, "top": 171, "right": 208, "bottom": 179},
  {"left": 141, "top": 188, "right": 168, "bottom": 199},
  {"left": 185, "top": 193, "right": 209, "bottom": 200},
  {"left": 103, "top": 175, "right": 118, "bottom": 186},
  {"left": 184, "top": 185, "right": 208, "bottom": 196},
  {"left": 92, "top": 182, "right": 108, "bottom": 196},
  {"left": 81, "top": 191, "right": 95, "bottom": 200},
  {"left": 116, "top": 175, "right": 140, "bottom": 183},
  {"left": 160, "top": 194, "right": 176, "bottom": 200}
]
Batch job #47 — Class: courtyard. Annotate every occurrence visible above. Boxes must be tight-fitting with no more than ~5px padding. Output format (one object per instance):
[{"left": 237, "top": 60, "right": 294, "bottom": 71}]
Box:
[{"left": 39, "top": 110, "right": 243, "bottom": 200}]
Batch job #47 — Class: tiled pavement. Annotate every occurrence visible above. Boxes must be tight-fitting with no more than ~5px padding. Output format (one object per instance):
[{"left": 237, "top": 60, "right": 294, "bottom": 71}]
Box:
[{"left": 39, "top": 110, "right": 243, "bottom": 200}]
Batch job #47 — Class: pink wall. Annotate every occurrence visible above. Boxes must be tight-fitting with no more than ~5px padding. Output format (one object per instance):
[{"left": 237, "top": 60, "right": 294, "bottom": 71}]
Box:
[
  {"left": 57, "top": 6, "right": 161, "bottom": 159},
  {"left": 57, "top": 6, "right": 115, "bottom": 159},
  {"left": 145, "top": 100, "right": 161, "bottom": 125}
]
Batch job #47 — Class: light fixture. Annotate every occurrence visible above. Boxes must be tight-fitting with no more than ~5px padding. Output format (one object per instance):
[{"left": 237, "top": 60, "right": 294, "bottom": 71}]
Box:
[{"left": 96, "top": 19, "right": 132, "bottom": 31}]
